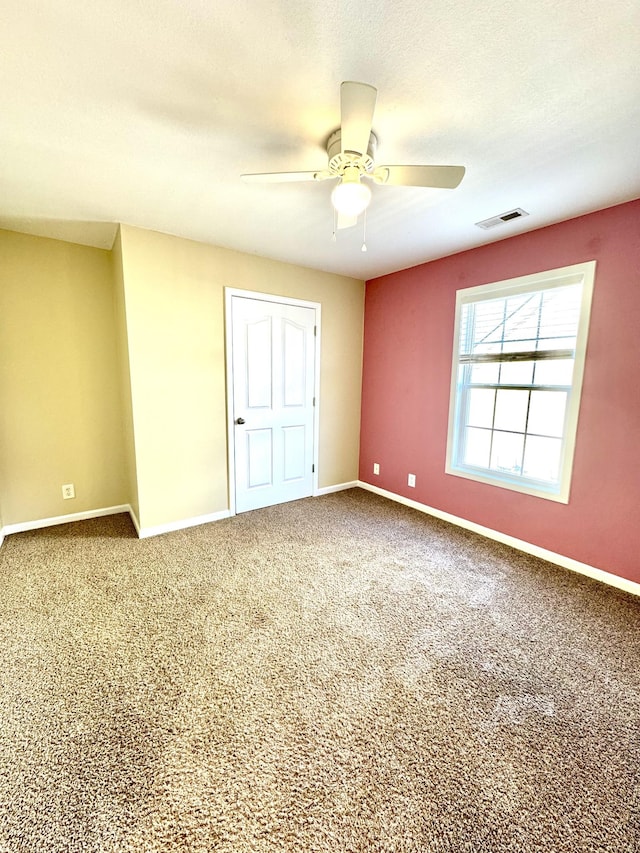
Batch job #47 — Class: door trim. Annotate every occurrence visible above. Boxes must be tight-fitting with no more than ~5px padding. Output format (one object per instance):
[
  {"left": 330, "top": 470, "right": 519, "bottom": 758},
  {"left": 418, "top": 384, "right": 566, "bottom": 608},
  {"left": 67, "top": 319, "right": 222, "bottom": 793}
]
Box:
[{"left": 224, "top": 288, "right": 322, "bottom": 516}]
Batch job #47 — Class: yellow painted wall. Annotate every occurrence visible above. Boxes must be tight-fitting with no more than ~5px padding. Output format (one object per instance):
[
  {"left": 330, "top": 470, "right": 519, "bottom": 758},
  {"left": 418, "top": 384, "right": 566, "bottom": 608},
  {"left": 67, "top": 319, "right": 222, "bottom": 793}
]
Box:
[
  {"left": 0, "top": 224, "right": 363, "bottom": 534},
  {"left": 0, "top": 230, "right": 127, "bottom": 525},
  {"left": 110, "top": 229, "right": 139, "bottom": 522},
  {"left": 120, "top": 225, "right": 364, "bottom": 530}
]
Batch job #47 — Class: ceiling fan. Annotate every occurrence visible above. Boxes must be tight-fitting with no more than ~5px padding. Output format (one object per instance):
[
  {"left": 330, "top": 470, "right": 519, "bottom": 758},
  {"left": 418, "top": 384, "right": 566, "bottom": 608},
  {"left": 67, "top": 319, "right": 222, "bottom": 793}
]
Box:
[{"left": 242, "top": 81, "right": 466, "bottom": 231}]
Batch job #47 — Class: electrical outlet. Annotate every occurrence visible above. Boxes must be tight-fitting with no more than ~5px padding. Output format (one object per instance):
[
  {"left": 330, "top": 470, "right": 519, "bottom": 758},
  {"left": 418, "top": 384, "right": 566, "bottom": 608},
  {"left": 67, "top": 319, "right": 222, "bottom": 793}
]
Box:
[
  {"left": 373, "top": 463, "right": 380, "bottom": 475},
  {"left": 408, "top": 473, "right": 416, "bottom": 488},
  {"left": 62, "top": 483, "right": 75, "bottom": 500}
]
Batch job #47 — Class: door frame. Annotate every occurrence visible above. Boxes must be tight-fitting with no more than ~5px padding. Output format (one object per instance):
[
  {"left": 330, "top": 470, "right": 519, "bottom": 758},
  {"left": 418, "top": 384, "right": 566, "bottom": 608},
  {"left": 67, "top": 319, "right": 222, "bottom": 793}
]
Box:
[{"left": 224, "top": 287, "right": 322, "bottom": 516}]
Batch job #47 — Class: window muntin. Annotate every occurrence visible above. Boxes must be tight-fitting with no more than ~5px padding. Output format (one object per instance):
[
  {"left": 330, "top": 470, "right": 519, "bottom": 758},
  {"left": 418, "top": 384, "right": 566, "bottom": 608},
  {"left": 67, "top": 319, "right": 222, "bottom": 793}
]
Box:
[{"left": 446, "top": 262, "right": 595, "bottom": 502}]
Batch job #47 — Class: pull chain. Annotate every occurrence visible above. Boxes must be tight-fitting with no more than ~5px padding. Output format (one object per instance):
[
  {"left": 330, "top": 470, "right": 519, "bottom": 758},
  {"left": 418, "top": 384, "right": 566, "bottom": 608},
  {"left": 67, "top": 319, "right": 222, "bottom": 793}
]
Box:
[{"left": 361, "top": 208, "right": 367, "bottom": 252}]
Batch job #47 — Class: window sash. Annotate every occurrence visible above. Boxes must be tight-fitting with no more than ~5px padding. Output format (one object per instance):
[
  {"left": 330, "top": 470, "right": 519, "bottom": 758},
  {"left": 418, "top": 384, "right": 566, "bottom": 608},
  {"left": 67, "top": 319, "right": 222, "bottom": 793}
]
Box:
[{"left": 455, "top": 382, "right": 570, "bottom": 486}]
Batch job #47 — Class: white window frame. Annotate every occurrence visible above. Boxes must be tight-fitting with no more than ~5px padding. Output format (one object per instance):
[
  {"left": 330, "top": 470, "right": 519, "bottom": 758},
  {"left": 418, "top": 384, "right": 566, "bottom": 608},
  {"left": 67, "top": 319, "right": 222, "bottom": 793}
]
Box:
[{"left": 445, "top": 261, "right": 596, "bottom": 503}]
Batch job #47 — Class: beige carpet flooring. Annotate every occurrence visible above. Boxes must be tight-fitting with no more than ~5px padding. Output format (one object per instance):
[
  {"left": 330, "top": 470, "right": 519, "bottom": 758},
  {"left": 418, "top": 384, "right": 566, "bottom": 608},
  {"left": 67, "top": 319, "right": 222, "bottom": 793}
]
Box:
[{"left": 0, "top": 488, "right": 638, "bottom": 852}]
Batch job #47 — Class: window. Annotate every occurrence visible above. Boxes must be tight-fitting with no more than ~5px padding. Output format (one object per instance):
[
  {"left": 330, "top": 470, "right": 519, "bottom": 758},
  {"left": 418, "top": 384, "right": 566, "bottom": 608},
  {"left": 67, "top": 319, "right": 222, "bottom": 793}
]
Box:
[{"left": 445, "top": 261, "right": 595, "bottom": 502}]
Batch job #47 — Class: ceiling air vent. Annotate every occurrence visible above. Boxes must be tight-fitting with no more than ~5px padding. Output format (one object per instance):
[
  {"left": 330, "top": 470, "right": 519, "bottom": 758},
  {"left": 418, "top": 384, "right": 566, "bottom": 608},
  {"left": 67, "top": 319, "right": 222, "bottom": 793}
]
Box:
[{"left": 476, "top": 208, "right": 529, "bottom": 230}]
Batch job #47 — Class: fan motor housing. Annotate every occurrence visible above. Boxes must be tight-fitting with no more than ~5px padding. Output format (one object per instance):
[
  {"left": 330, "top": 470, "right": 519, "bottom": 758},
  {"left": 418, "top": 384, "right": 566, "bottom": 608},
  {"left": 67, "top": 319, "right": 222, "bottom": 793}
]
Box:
[{"left": 326, "top": 130, "right": 377, "bottom": 176}]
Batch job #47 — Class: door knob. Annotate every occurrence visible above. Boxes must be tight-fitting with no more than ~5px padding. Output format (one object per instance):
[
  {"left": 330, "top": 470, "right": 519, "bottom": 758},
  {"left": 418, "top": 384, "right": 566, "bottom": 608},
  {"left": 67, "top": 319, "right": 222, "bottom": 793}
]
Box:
[{"left": 235, "top": 417, "right": 245, "bottom": 425}]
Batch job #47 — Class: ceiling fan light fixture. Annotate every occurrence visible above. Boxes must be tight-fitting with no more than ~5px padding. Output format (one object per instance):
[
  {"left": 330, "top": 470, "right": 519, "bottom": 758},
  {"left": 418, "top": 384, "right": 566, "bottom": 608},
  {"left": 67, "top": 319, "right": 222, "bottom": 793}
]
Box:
[{"left": 331, "top": 168, "right": 371, "bottom": 217}]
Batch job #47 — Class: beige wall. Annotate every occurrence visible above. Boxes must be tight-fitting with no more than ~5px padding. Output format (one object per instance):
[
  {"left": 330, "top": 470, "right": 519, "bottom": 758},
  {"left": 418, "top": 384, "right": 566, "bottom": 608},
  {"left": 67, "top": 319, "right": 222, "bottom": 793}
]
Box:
[
  {"left": 0, "top": 224, "right": 364, "bottom": 534},
  {"left": 120, "top": 225, "right": 364, "bottom": 530},
  {"left": 110, "top": 230, "right": 139, "bottom": 522},
  {"left": 0, "top": 229, "right": 127, "bottom": 525}
]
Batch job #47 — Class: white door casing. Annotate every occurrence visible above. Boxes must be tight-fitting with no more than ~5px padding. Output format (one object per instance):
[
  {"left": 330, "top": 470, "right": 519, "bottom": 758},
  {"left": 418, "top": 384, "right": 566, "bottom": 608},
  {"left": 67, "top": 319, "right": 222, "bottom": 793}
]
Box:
[{"left": 226, "top": 290, "right": 320, "bottom": 514}]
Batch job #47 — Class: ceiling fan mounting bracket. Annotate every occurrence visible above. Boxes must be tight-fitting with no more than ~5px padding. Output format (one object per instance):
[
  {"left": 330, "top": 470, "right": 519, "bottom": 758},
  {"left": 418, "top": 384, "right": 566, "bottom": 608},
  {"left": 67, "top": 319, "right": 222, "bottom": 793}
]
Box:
[{"left": 326, "top": 129, "right": 377, "bottom": 177}]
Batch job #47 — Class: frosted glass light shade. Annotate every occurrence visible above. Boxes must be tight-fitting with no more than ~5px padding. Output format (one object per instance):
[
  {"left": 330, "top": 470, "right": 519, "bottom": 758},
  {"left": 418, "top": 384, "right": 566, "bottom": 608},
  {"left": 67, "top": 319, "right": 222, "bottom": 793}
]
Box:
[{"left": 331, "top": 179, "right": 371, "bottom": 217}]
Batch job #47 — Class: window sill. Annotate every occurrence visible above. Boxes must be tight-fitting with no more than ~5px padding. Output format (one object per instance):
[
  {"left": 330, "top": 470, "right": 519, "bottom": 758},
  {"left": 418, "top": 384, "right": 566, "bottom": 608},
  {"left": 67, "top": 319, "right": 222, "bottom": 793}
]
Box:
[{"left": 445, "top": 464, "right": 570, "bottom": 503}]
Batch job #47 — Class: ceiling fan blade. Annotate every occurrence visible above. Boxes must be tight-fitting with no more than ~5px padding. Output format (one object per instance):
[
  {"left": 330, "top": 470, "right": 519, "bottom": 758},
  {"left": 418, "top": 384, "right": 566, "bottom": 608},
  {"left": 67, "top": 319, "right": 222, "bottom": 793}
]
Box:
[
  {"left": 241, "top": 171, "right": 322, "bottom": 183},
  {"left": 337, "top": 213, "right": 358, "bottom": 230},
  {"left": 340, "top": 82, "right": 377, "bottom": 156},
  {"left": 375, "top": 165, "right": 466, "bottom": 188}
]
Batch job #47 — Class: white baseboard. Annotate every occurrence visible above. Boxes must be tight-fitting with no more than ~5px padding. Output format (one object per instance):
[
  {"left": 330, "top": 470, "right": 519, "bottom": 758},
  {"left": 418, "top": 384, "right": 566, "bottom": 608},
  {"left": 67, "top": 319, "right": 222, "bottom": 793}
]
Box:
[
  {"left": 1, "top": 504, "right": 131, "bottom": 537},
  {"left": 135, "top": 509, "right": 232, "bottom": 539},
  {"left": 357, "top": 481, "right": 640, "bottom": 598},
  {"left": 315, "top": 480, "right": 359, "bottom": 496},
  {"left": 0, "top": 504, "right": 233, "bottom": 545},
  {"left": 128, "top": 506, "right": 142, "bottom": 537},
  {"left": 3, "top": 486, "right": 634, "bottom": 598}
]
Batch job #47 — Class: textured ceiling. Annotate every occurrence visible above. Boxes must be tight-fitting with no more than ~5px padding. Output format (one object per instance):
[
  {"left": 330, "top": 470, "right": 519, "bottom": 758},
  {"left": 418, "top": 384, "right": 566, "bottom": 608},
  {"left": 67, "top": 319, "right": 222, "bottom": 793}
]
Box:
[{"left": 1, "top": 0, "right": 639, "bottom": 279}]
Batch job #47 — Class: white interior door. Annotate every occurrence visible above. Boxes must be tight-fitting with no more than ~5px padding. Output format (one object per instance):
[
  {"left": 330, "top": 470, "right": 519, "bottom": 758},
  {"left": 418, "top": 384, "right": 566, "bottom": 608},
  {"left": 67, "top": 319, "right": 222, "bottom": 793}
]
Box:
[{"left": 230, "top": 295, "right": 317, "bottom": 513}]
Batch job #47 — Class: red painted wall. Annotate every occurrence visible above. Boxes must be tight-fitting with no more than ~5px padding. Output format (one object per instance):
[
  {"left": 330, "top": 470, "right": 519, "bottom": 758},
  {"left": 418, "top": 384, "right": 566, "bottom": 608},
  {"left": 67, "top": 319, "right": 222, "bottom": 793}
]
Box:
[{"left": 359, "top": 199, "right": 640, "bottom": 584}]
